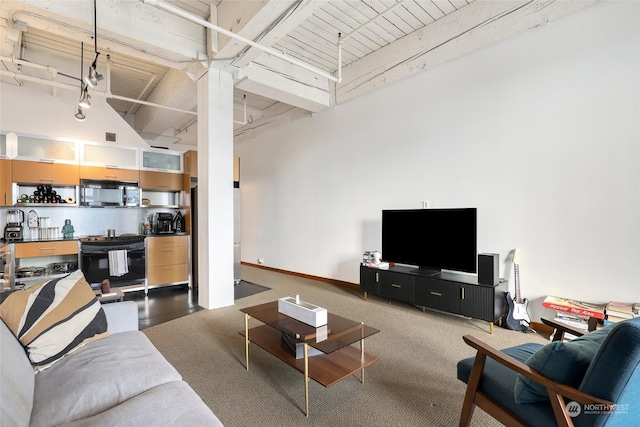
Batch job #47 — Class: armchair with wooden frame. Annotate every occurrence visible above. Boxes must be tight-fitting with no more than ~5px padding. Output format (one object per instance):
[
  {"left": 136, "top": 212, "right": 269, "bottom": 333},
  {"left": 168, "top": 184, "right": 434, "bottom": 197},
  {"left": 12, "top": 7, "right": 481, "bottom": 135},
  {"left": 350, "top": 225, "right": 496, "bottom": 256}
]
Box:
[{"left": 457, "top": 317, "right": 640, "bottom": 427}]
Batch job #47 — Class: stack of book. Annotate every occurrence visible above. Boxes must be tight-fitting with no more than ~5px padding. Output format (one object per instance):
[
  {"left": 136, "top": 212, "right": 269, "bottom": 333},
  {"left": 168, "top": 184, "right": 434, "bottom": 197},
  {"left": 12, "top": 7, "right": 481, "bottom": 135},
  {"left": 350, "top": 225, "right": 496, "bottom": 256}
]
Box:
[
  {"left": 542, "top": 296, "right": 606, "bottom": 320},
  {"left": 605, "top": 301, "right": 638, "bottom": 324},
  {"left": 553, "top": 311, "right": 591, "bottom": 331},
  {"left": 543, "top": 296, "right": 606, "bottom": 340}
]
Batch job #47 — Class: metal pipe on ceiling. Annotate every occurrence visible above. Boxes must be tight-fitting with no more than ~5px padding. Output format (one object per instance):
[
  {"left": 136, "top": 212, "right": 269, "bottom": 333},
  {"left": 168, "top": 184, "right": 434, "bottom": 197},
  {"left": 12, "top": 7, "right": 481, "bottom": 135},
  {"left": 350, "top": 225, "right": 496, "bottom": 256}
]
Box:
[
  {"left": 142, "top": 0, "right": 343, "bottom": 83},
  {"left": 0, "top": 69, "right": 196, "bottom": 116},
  {"left": 0, "top": 55, "right": 58, "bottom": 96}
]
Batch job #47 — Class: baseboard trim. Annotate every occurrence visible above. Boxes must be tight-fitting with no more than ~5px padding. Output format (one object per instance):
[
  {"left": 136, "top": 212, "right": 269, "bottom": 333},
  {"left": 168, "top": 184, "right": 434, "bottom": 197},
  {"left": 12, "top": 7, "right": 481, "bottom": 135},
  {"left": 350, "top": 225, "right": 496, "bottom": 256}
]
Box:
[{"left": 241, "top": 262, "right": 360, "bottom": 290}]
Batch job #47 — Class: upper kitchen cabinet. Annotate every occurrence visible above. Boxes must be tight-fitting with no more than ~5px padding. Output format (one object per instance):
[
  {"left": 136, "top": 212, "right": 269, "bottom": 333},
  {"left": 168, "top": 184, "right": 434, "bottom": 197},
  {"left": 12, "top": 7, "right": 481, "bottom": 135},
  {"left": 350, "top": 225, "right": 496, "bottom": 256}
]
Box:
[
  {"left": 13, "top": 160, "right": 79, "bottom": 186},
  {"left": 0, "top": 133, "right": 7, "bottom": 158},
  {"left": 234, "top": 157, "right": 240, "bottom": 183},
  {"left": 15, "top": 135, "right": 78, "bottom": 164},
  {"left": 140, "top": 170, "right": 183, "bottom": 191},
  {"left": 79, "top": 143, "right": 139, "bottom": 182},
  {"left": 183, "top": 150, "right": 197, "bottom": 178},
  {"left": 0, "top": 159, "right": 12, "bottom": 206},
  {"left": 140, "top": 149, "right": 183, "bottom": 173},
  {"left": 13, "top": 135, "right": 79, "bottom": 186}
]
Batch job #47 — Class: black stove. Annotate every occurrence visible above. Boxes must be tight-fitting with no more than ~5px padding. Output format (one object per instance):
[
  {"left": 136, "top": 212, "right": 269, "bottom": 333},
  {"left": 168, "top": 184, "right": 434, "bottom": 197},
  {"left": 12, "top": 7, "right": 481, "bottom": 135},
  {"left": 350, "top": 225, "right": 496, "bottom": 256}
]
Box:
[
  {"left": 79, "top": 235, "right": 146, "bottom": 288},
  {"left": 79, "top": 234, "right": 145, "bottom": 243}
]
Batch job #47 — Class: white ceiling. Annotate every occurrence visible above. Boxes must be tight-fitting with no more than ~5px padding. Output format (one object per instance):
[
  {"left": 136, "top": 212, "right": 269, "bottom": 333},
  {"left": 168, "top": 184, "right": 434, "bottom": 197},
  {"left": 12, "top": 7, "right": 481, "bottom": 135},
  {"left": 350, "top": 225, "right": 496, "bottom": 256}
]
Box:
[{"left": 0, "top": 0, "right": 597, "bottom": 148}]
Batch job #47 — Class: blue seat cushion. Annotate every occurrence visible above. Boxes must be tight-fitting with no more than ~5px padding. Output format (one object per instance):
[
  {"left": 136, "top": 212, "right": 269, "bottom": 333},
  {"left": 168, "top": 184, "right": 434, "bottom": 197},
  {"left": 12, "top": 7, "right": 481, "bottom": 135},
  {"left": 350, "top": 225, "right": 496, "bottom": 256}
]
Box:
[
  {"left": 457, "top": 343, "right": 557, "bottom": 427},
  {"left": 514, "top": 325, "right": 613, "bottom": 403}
]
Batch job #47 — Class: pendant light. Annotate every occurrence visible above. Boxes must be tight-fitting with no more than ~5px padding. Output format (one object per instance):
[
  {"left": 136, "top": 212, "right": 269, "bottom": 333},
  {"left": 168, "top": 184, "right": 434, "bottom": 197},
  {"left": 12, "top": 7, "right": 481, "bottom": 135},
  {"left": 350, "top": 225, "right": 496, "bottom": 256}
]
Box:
[
  {"left": 74, "top": 106, "right": 86, "bottom": 121},
  {"left": 75, "top": 41, "right": 87, "bottom": 121},
  {"left": 78, "top": 85, "right": 91, "bottom": 109},
  {"left": 84, "top": 0, "right": 103, "bottom": 88}
]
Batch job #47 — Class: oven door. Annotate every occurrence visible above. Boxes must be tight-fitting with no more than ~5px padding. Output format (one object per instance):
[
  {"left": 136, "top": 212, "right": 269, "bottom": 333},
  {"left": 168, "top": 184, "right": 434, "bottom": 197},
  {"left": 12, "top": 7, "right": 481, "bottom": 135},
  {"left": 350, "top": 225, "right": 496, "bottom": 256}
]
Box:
[{"left": 81, "top": 247, "right": 146, "bottom": 288}]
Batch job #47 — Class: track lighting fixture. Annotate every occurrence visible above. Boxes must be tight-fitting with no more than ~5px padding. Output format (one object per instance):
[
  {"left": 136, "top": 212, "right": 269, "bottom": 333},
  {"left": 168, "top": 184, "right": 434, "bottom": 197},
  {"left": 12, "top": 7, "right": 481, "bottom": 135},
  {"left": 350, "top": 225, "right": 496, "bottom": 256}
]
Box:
[
  {"left": 74, "top": 106, "right": 86, "bottom": 121},
  {"left": 84, "top": 53, "right": 103, "bottom": 87},
  {"left": 78, "top": 84, "right": 91, "bottom": 109},
  {"left": 84, "top": 0, "right": 103, "bottom": 88}
]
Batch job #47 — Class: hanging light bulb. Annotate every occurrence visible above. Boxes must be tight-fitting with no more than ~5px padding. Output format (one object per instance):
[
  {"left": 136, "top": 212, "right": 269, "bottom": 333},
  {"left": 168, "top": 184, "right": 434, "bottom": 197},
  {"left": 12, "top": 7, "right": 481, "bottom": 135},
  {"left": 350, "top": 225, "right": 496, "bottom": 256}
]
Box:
[
  {"left": 74, "top": 106, "right": 86, "bottom": 121},
  {"left": 78, "top": 85, "right": 91, "bottom": 109}
]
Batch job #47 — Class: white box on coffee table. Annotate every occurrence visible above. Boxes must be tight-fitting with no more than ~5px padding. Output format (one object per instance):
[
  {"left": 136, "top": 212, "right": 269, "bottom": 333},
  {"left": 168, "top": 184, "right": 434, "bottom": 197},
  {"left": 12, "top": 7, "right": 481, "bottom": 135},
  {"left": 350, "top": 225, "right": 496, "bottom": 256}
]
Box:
[{"left": 278, "top": 296, "right": 328, "bottom": 327}]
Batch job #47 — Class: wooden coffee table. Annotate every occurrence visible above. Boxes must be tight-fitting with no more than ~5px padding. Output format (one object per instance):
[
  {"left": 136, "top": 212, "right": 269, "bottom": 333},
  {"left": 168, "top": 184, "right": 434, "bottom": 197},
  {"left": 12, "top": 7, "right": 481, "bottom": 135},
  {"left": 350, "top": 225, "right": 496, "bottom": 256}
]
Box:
[{"left": 240, "top": 301, "right": 380, "bottom": 417}]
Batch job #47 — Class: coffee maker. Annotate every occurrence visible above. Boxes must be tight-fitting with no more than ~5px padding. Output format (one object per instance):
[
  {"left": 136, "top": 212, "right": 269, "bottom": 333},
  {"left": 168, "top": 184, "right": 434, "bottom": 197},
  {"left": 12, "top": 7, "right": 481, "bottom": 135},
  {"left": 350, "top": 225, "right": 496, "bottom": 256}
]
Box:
[
  {"left": 152, "top": 212, "right": 175, "bottom": 234},
  {"left": 4, "top": 209, "right": 25, "bottom": 241}
]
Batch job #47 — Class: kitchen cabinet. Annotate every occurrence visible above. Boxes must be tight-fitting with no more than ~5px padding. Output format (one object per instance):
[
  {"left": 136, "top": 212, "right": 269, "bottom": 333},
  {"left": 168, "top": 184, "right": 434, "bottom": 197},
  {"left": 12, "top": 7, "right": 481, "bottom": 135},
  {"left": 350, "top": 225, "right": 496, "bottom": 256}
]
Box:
[
  {"left": 79, "top": 144, "right": 139, "bottom": 182},
  {"left": 15, "top": 240, "right": 78, "bottom": 258},
  {"left": 14, "top": 240, "right": 79, "bottom": 287},
  {"left": 15, "top": 136, "right": 78, "bottom": 164},
  {"left": 13, "top": 160, "right": 80, "bottom": 186},
  {"left": 140, "top": 170, "right": 183, "bottom": 191},
  {"left": 0, "top": 159, "right": 12, "bottom": 206},
  {"left": 182, "top": 152, "right": 240, "bottom": 183},
  {"left": 0, "top": 133, "right": 7, "bottom": 157},
  {"left": 183, "top": 150, "right": 197, "bottom": 178},
  {"left": 81, "top": 143, "right": 139, "bottom": 169},
  {"left": 80, "top": 165, "right": 139, "bottom": 182},
  {"left": 146, "top": 235, "right": 189, "bottom": 288},
  {"left": 140, "top": 149, "right": 183, "bottom": 173}
]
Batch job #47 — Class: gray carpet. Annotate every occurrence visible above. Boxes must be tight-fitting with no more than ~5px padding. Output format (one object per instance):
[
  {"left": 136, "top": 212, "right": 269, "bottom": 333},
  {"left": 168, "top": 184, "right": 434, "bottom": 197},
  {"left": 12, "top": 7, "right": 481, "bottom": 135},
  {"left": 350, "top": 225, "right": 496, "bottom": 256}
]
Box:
[{"left": 143, "top": 265, "right": 548, "bottom": 427}]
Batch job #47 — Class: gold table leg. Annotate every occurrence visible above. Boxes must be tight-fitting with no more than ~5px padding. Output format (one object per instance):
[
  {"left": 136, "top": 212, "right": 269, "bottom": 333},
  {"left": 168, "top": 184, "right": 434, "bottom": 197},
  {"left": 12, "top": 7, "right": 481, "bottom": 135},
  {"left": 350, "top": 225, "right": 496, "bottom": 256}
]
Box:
[
  {"left": 244, "top": 314, "right": 250, "bottom": 370},
  {"left": 489, "top": 322, "right": 494, "bottom": 335},
  {"left": 304, "top": 343, "right": 309, "bottom": 417},
  {"left": 360, "top": 322, "right": 365, "bottom": 384}
]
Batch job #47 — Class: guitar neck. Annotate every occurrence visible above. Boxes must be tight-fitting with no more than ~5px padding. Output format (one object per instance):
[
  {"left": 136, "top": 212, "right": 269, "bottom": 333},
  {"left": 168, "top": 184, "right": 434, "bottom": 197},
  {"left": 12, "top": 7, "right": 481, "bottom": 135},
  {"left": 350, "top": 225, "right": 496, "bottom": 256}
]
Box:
[{"left": 514, "top": 264, "right": 522, "bottom": 304}]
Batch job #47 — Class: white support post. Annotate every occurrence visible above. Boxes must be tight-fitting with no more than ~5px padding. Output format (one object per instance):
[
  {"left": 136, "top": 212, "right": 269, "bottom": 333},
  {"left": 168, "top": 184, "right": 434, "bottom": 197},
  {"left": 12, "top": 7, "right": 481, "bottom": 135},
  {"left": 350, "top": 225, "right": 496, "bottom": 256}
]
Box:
[{"left": 196, "top": 67, "right": 235, "bottom": 309}]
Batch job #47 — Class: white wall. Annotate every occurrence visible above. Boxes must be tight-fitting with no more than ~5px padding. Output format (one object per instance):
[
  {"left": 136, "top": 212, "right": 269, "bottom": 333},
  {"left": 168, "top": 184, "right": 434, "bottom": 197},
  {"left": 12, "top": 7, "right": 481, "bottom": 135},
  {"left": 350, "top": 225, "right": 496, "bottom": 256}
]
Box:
[{"left": 236, "top": 1, "right": 640, "bottom": 318}]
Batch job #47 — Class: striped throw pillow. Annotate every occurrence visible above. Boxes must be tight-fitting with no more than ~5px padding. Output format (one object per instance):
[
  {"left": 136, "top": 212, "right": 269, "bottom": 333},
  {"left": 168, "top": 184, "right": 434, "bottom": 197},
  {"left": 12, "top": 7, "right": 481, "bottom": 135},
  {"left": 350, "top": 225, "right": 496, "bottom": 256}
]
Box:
[{"left": 0, "top": 270, "right": 109, "bottom": 372}]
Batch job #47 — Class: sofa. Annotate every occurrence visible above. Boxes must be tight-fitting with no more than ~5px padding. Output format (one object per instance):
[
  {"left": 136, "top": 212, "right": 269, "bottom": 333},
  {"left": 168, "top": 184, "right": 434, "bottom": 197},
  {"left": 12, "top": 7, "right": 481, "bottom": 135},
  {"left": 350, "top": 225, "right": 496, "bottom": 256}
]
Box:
[{"left": 0, "top": 272, "right": 223, "bottom": 427}]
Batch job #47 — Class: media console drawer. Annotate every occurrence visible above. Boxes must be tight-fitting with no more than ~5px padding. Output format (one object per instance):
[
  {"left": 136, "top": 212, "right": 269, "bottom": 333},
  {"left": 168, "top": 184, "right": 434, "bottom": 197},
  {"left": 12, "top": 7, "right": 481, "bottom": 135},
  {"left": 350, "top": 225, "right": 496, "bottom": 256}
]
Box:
[
  {"left": 378, "top": 271, "right": 415, "bottom": 303},
  {"left": 415, "top": 278, "right": 461, "bottom": 314}
]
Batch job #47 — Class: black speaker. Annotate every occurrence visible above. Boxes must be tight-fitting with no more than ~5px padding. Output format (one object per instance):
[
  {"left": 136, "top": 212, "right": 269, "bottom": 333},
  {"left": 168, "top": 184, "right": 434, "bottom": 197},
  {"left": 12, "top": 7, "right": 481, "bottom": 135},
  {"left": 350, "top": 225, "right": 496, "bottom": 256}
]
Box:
[{"left": 478, "top": 253, "right": 499, "bottom": 285}]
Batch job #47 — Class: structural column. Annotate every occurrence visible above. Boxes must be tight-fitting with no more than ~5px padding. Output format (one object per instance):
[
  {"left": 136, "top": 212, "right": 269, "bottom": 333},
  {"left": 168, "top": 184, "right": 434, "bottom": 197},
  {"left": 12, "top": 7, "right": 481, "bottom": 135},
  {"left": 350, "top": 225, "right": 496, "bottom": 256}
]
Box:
[{"left": 196, "top": 68, "right": 235, "bottom": 309}]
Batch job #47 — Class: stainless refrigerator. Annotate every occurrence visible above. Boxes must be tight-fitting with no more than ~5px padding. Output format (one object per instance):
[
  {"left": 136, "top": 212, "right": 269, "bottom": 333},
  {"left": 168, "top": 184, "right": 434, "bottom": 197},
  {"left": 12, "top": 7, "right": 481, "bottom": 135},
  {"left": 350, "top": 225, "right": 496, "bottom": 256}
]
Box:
[{"left": 190, "top": 184, "right": 241, "bottom": 288}]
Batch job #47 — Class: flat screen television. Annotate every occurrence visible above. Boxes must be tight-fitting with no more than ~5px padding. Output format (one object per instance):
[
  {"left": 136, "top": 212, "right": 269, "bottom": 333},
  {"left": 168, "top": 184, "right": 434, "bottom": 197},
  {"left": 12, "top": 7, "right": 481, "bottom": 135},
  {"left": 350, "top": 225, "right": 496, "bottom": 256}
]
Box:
[{"left": 381, "top": 208, "right": 477, "bottom": 275}]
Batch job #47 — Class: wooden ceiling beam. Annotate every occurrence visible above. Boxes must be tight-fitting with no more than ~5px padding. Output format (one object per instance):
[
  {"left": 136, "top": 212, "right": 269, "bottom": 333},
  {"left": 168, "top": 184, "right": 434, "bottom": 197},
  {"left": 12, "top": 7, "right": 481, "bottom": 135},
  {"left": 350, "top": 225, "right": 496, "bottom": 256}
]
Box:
[{"left": 337, "top": 0, "right": 598, "bottom": 104}]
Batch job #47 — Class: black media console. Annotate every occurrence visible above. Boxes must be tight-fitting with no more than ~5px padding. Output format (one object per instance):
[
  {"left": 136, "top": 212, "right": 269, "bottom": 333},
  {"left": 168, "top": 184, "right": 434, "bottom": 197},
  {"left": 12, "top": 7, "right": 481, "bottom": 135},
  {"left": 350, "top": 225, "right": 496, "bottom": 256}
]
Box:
[{"left": 360, "top": 265, "right": 508, "bottom": 333}]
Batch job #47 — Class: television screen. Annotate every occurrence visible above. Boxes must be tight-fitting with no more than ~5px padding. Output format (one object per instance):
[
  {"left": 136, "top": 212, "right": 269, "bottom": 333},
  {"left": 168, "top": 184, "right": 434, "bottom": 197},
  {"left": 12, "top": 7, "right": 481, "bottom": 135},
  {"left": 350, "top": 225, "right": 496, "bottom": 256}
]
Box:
[{"left": 382, "top": 208, "right": 477, "bottom": 274}]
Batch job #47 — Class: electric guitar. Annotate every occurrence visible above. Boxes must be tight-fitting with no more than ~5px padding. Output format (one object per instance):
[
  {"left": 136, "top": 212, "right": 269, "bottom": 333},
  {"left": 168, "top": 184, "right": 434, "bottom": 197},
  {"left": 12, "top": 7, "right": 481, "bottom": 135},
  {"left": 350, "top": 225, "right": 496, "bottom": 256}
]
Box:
[{"left": 505, "top": 249, "right": 531, "bottom": 331}]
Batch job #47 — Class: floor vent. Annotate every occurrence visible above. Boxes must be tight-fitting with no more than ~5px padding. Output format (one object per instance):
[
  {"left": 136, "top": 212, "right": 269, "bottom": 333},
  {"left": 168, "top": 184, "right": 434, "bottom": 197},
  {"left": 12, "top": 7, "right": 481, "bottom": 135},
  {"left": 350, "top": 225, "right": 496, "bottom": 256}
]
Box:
[{"left": 105, "top": 132, "right": 117, "bottom": 143}]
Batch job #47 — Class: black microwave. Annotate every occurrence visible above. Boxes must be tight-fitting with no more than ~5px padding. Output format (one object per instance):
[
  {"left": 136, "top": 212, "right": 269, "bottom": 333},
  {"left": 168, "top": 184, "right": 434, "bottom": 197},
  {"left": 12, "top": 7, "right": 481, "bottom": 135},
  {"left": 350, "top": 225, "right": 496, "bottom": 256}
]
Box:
[{"left": 79, "top": 179, "right": 140, "bottom": 207}]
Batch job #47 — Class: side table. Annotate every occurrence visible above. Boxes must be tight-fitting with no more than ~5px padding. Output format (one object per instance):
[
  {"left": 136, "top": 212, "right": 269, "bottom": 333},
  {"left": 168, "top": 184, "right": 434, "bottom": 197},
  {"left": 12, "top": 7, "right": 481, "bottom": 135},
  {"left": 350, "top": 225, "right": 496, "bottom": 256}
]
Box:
[{"left": 95, "top": 288, "right": 124, "bottom": 303}]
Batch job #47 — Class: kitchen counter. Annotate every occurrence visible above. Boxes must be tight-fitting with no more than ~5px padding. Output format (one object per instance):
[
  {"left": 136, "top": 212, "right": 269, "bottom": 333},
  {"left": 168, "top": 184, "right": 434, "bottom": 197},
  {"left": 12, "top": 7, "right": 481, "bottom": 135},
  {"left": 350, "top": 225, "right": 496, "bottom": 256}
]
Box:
[{"left": 1, "top": 237, "right": 80, "bottom": 244}]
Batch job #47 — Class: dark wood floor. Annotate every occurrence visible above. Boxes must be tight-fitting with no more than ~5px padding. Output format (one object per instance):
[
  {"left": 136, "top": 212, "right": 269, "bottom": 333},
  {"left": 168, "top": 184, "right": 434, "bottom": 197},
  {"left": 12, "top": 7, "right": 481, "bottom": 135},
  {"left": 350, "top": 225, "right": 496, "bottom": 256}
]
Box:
[
  {"left": 124, "top": 285, "right": 201, "bottom": 330},
  {"left": 122, "top": 281, "right": 270, "bottom": 329}
]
